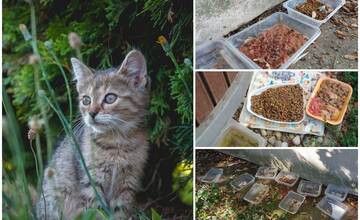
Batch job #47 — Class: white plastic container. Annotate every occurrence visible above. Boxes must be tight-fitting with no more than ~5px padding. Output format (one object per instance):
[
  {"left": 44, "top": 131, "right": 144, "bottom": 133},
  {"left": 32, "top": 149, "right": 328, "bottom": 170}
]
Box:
[
  {"left": 214, "top": 119, "right": 266, "bottom": 147},
  {"left": 325, "top": 184, "right": 349, "bottom": 202},
  {"left": 246, "top": 82, "right": 305, "bottom": 124},
  {"left": 317, "top": 196, "right": 348, "bottom": 220},
  {"left": 230, "top": 173, "right": 255, "bottom": 191},
  {"left": 243, "top": 183, "right": 270, "bottom": 204},
  {"left": 284, "top": 0, "right": 345, "bottom": 27},
  {"left": 297, "top": 180, "right": 322, "bottom": 197},
  {"left": 196, "top": 39, "right": 252, "bottom": 69},
  {"left": 200, "top": 168, "right": 223, "bottom": 183},
  {"left": 275, "top": 171, "right": 300, "bottom": 187},
  {"left": 227, "top": 12, "right": 321, "bottom": 69},
  {"left": 279, "top": 191, "right": 306, "bottom": 214},
  {"left": 255, "top": 166, "right": 278, "bottom": 180}
]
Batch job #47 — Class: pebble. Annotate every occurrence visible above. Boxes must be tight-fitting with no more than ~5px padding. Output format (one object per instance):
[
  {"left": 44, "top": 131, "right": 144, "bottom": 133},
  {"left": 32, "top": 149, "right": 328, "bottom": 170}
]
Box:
[
  {"left": 275, "top": 132, "right": 282, "bottom": 140},
  {"left": 275, "top": 140, "right": 283, "bottom": 147},
  {"left": 260, "top": 129, "right": 267, "bottom": 137},
  {"left": 281, "top": 142, "right": 288, "bottom": 147},
  {"left": 268, "top": 136, "right": 276, "bottom": 145},
  {"left": 292, "top": 135, "right": 301, "bottom": 146}
]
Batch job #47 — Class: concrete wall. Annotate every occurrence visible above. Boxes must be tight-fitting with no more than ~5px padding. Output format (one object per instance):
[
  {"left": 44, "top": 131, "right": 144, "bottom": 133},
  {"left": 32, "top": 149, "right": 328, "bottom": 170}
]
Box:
[
  {"left": 220, "top": 149, "right": 358, "bottom": 194},
  {"left": 196, "top": 0, "right": 285, "bottom": 41}
]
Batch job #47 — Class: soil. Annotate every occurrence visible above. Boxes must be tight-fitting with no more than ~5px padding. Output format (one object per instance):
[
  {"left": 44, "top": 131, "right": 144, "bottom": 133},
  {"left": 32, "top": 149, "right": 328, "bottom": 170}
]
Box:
[
  {"left": 225, "top": 1, "right": 358, "bottom": 69},
  {"left": 251, "top": 85, "right": 304, "bottom": 122},
  {"left": 296, "top": 0, "right": 334, "bottom": 20},
  {"left": 239, "top": 24, "right": 308, "bottom": 69}
]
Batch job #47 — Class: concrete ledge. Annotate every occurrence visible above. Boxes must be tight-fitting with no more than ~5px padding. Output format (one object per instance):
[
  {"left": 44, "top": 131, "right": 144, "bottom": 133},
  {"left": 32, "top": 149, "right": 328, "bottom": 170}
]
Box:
[{"left": 196, "top": 0, "right": 285, "bottom": 41}]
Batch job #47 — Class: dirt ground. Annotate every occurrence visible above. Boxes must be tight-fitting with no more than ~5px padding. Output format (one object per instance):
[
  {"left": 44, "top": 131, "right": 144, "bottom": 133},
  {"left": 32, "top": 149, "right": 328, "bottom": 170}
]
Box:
[
  {"left": 196, "top": 150, "right": 358, "bottom": 220},
  {"left": 225, "top": 0, "right": 358, "bottom": 69}
]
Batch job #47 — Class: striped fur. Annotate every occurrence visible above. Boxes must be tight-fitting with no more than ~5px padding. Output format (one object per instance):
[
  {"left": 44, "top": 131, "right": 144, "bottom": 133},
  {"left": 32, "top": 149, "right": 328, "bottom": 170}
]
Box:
[{"left": 36, "top": 50, "right": 150, "bottom": 219}]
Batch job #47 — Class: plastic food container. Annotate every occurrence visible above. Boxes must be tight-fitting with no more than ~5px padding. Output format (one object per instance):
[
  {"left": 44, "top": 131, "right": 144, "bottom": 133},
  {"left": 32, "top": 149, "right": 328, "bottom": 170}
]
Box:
[
  {"left": 243, "top": 183, "right": 270, "bottom": 204},
  {"left": 297, "top": 180, "right": 322, "bottom": 197},
  {"left": 246, "top": 82, "right": 305, "bottom": 124},
  {"left": 255, "top": 166, "right": 278, "bottom": 180},
  {"left": 317, "top": 197, "right": 348, "bottom": 220},
  {"left": 196, "top": 39, "right": 251, "bottom": 69},
  {"left": 200, "top": 168, "right": 223, "bottom": 183},
  {"left": 230, "top": 173, "right": 255, "bottom": 191},
  {"left": 284, "top": 0, "right": 345, "bottom": 27},
  {"left": 306, "top": 77, "right": 353, "bottom": 125},
  {"left": 214, "top": 119, "right": 266, "bottom": 147},
  {"left": 275, "top": 171, "right": 299, "bottom": 187},
  {"left": 325, "top": 184, "right": 349, "bottom": 202},
  {"left": 279, "top": 191, "right": 306, "bottom": 214},
  {"left": 227, "top": 12, "right": 321, "bottom": 69}
]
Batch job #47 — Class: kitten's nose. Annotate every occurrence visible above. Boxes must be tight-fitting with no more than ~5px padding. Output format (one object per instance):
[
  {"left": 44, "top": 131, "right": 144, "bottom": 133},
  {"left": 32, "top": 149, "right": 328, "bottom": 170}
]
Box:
[{"left": 89, "top": 111, "right": 98, "bottom": 119}]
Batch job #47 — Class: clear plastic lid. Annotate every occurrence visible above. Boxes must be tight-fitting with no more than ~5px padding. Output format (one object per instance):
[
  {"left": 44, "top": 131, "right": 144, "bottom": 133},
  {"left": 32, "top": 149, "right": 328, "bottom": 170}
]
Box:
[
  {"left": 279, "top": 191, "right": 306, "bottom": 214},
  {"left": 243, "top": 183, "right": 270, "bottom": 205},
  {"left": 325, "top": 184, "right": 349, "bottom": 202},
  {"left": 200, "top": 168, "right": 223, "bottom": 183},
  {"left": 255, "top": 166, "right": 278, "bottom": 180},
  {"left": 230, "top": 173, "right": 255, "bottom": 191},
  {"left": 316, "top": 196, "right": 348, "bottom": 220},
  {"left": 297, "top": 180, "right": 322, "bottom": 197},
  {"left": 275, "top": 171, "right": 299, "bottom": 187}
]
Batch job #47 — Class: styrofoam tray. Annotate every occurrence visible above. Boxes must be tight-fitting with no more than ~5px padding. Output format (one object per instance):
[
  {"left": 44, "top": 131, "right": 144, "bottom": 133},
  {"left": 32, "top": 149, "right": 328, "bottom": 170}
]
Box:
[
  {"left": 284, "top": 0, "right": 345, "bottom": 27},
  {"left": 200, "top": 168, "right": 223, "bottom": 183},
  {"left": 255, "top": 166, "right": 278, "bottom": 180},
  {"left": 325, "top": 184, "right": 349, "bottom": 202},
  {"left": 279, "top": 191, "right": 306, "bottom": 214},
  {"left": 246, "top": 82, "right": 306, "bottom": 124},
  {"left": 230, "top": 173, "right": 255, "bottom": 191},
  {"left": 297, "top": 180, "right": 322, "bottom": 197},
  {"left": 196, "top": 39, "right": 252, "bottom": 69},
  {"left": 275, "top": 171, "right": 300, "bottom": 187},
  {"left": 227, "top": 12, "right": 321, "bottom": 69},
  {"left": 317, "top": 196, "right": 348, "bottom": 220},
  {"left": 243, "top": 183, "right": 270, "bottom": 205}
]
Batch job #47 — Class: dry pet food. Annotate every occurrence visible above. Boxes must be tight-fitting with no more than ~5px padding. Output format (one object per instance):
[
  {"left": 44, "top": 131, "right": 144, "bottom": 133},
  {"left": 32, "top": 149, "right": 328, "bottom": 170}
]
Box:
[
  {"left": 275, "top": 171, "right": 299, "bottom": 187},
  {"left": 296, "top": 0, "right": 334, "bottom": 20},
  {"left": 251, "top": 85, "right": 304, "bottom": 122},
  {"left": 239, "top": 24, "right": 308, "bottom": 68}
]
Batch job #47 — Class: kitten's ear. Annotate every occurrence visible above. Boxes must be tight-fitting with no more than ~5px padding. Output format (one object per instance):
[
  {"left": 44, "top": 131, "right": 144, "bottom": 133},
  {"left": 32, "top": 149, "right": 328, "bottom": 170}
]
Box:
[
  {"left": 70, "top": 58, "right": 93, "bottom": 82},
  {"left": 117, "top": 50, "right": 147, "bottom": 89}
]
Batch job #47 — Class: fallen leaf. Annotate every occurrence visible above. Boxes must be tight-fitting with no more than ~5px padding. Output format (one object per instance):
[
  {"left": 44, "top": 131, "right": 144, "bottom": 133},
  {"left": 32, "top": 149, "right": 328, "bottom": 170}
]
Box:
[
  {"left": 335, "top": 30, "right": 347, "bottom": 39},
  {"left": 344, "top": 54, "right": 358, "bottom": 60}
]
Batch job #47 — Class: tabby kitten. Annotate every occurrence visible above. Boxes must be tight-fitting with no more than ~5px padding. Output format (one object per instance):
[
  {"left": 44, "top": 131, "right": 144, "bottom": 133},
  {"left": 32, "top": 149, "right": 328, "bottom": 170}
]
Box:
[{"left": 36, "top": 50, "right": 150, "bottom": 219}]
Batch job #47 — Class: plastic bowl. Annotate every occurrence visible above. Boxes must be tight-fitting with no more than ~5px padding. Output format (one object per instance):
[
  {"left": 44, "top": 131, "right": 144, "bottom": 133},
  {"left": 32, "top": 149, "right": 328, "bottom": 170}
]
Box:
[
  {"left": 284, "top": 0, "right": 345, "bottom": 27},
  {"left": 227, "top": 12, "right": 321, "bottom": 69}
]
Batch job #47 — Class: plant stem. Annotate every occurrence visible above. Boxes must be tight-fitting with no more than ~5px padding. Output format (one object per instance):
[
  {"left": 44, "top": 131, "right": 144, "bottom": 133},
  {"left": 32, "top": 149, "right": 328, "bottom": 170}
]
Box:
[
  {"left": 47, "top": 49, "right": 73, "bottom": 121},
  {"left": 35, "top": 134, "right": 44, "bottom": 187},
  {"left": 34, "top": 65, "right": 53, "bottom": 161},
  {"left": 27, "top": 2, "right": 112, "bottom": 217},
  {"left": 3, "top": 87, "right": 36, "bottom": 219}
]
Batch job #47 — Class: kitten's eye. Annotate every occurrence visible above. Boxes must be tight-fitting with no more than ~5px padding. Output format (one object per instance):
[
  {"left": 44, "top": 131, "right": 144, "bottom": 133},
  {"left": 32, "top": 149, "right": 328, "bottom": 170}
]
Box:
[
  {"left": 104, "top": 93, "right": 117, "bottom": 104},
  {"left": 82, "top": 96, "right": 91, "bottom": 106}
]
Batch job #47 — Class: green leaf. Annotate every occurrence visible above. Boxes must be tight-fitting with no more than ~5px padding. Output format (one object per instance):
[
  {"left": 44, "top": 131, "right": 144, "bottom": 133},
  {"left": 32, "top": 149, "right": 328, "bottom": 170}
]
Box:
[{"left": 151, "top": 208, "right": 162, "bottom": 220}]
